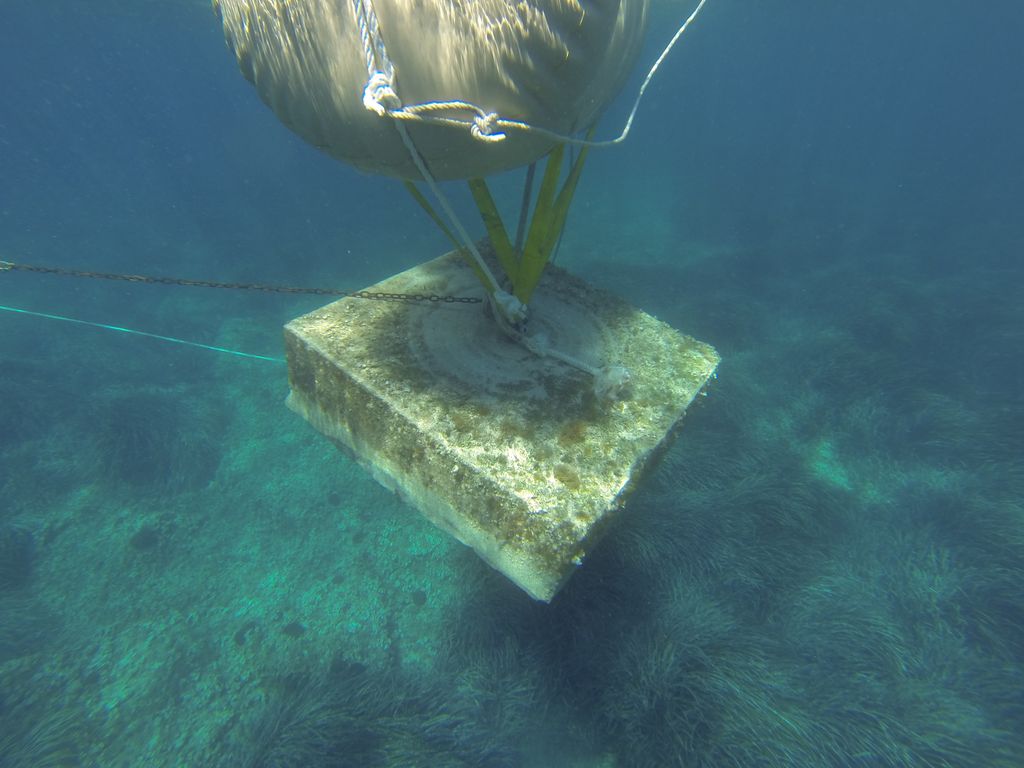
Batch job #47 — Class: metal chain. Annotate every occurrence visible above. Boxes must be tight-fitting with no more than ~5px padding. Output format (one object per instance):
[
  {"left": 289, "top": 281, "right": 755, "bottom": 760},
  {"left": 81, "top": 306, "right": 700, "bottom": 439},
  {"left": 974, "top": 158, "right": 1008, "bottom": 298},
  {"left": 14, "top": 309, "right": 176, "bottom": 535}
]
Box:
[{"left": 0, "top": 260, "right": 482, "bottom": 304}]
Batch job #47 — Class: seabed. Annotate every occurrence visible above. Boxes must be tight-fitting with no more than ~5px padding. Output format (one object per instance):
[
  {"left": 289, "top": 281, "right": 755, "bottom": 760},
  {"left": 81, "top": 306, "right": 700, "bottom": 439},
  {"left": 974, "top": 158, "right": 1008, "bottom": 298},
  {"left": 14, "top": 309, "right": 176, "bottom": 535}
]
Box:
[{"left": 285, "top": 249, "right": 719, "bottom": 600}]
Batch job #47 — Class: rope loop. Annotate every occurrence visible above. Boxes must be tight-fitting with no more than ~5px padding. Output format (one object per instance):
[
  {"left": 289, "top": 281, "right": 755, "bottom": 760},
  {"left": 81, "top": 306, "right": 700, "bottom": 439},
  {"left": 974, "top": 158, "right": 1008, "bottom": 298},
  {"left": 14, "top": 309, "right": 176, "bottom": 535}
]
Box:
[
  {"left": 363, "top": 72, "right": 401, "bottom": 116},
  {"left": 470, "top": 112, "right": 506, "bottom": 143}
]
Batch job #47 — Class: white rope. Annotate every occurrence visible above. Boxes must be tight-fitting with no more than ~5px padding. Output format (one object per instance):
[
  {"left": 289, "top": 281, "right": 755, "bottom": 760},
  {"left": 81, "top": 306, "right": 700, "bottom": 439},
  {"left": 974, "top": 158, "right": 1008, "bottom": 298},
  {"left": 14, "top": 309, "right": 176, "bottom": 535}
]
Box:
[
  {"left": 353, "top": 0, "right": 393, "bottom": 82},
  {"left": 353, "top": 0, "right": 398, "bottom": 115},
  {"left": 350, "top": 0, "right": 526, "bottom": 326},
  {"left": 352, "top": 0, "right": 711, "bottom": 148},
  {"left": 558, "top": 0, "right": 711, "bottom": 148}
]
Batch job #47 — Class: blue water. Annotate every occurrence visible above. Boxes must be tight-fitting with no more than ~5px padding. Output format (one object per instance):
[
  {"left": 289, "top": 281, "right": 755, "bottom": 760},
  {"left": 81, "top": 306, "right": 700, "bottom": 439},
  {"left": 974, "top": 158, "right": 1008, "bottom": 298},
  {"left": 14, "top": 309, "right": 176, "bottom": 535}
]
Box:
[{"left": 2, "top": 2, "right": 1021, "bottom": 765}]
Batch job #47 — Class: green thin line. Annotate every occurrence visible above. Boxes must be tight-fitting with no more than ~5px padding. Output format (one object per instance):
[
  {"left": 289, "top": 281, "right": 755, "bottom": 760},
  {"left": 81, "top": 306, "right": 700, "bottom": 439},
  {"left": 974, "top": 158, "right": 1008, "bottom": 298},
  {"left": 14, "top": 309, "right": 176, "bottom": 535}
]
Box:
[{"left": 0, "top": 303, "right": 285, "bottom": 364}]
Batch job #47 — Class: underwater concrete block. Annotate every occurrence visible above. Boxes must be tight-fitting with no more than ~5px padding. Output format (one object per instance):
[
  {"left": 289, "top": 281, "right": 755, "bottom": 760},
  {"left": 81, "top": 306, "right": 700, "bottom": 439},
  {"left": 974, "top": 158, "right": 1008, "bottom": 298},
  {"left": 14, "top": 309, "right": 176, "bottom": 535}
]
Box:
[{"left": 284, "top": 250, "right": 719, "bottom": 601}]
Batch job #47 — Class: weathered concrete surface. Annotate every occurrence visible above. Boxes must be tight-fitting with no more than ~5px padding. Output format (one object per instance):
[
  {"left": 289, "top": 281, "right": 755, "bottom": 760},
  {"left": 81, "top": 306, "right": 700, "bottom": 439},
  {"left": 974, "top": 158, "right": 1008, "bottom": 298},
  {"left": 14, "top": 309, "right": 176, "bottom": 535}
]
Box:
[{"left": 284, "top": 250, "right": 719, "bottom": 600}]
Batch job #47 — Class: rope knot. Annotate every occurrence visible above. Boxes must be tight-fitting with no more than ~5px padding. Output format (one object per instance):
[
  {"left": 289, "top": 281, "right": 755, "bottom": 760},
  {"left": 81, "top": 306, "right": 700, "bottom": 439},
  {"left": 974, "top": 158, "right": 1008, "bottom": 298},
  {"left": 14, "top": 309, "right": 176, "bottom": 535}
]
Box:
[
  {"left": 362, "top": 72, "right": 401, "bottom": 116},
  {"left": 470, "top": 112, "right": 506, "bottom": 143}
]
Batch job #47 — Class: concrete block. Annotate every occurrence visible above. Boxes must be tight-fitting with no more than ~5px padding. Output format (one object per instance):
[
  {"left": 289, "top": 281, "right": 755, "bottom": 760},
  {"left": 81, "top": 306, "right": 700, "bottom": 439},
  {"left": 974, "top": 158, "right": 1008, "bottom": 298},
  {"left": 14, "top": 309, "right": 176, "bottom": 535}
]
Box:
[{"left": 284, "top": 250, "right": 719, "bottom": 601}]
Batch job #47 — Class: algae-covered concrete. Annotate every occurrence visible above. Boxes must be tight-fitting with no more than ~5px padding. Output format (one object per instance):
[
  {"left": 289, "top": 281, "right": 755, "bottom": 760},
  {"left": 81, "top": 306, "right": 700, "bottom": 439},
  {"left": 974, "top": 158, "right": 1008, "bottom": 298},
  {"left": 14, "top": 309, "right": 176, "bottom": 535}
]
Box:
[{"left": 284, "top": 250, "right": 719, "bottom": 601}]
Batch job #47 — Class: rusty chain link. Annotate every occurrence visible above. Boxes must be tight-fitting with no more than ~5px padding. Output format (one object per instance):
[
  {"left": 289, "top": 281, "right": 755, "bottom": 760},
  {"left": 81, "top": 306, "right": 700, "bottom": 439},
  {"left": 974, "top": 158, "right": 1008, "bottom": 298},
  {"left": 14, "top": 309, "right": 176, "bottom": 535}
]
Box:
[{"left": 0, "top": 260, "right": 482, "bottom": 304}]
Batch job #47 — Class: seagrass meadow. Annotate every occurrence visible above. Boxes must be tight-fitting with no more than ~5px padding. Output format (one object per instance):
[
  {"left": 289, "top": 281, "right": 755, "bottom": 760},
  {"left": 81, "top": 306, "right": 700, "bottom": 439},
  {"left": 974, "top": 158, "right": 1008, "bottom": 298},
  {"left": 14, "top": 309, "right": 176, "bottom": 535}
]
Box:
[{"left": 1, "top": 2, "right": 1022, "bottom": 766}]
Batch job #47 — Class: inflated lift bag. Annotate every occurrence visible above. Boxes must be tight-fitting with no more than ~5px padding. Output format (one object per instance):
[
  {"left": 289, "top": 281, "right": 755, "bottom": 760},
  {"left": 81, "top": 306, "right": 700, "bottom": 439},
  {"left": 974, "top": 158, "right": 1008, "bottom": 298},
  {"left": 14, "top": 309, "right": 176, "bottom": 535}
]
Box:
[{"left": 214, "top": 0, "right": 650, "bottom": 180}]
